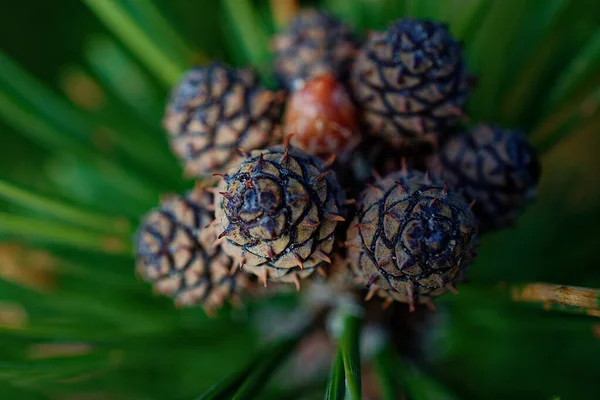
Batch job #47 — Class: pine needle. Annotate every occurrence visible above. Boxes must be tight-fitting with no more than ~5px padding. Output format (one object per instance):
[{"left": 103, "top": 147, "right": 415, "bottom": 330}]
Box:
[
  {"left": 0, "top": 213, "right": 131, "bottom": 255},
  {"left": 222, "top": 0, "right": 273, "bottom": 83},
  {"left": 83, "top": 0, "right": 185, "bottom": 87},
  {"left": 0, "top": 180, "right": 129, "bottom": 234},
  {"left": 324, "top": 350, "right": 345, "bottom": 400},
  {"left": 340, "top": 313, "right": 362, "bottom": 400}
]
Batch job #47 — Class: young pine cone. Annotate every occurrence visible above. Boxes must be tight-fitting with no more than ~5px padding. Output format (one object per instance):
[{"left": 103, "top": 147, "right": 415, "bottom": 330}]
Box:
[
  {"left": 214, "top": 143, "right": 345, "bottom": 288},
  {"left": 283, "top": 73, "right": 361, "bottom": 160},
  {"left": 351, "top": 19, "right": 469, "bottom": 149},
  {"left": 437, "top": 124, "right": 541, "bottom": 232},
  {"left": 272, "top": 8, "right": 359, "bottom": 91},
  {"left": 135, "top": 186, "right": 247, "bottom": 314},
  {"left": 346, "top": 169, "right": 478, "bottom": 310},
  {"left": 163, "top": 63, "right": 284, "bottom": 179}
]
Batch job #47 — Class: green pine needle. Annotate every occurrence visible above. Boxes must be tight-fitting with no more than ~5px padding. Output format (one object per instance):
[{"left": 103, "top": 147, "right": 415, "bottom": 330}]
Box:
[
  {"left": 222, "top": 0, "right": 274, "bottom": 84},
  {"left": 0, "top": 212, "right": 131, "bottom": 255},
  {"left": 373, "top": 345, "right": 398, "bottom": 400},
  {"left": 324, "top": 350, "right": 345, "bottom": 400},
  {"left": 0, "top": 180, "right": 129, "bottom": 234},
  {"left": 83, "top": 0, "right": 185, "bottom": 87},
  {"left": 340, "top": 314, "right": 362, "bottom": 400}
]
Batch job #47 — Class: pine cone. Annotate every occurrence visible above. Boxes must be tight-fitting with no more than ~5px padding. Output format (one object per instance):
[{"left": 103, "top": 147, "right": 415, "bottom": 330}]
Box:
[
  {"left": 283, "top": 73, "right": 361, "bottom": 159},
  {"left": 437, "top": 124, "right": 541, "bottom": 232},
  {"left": 350, "top": 19, "right": 469, "bottom": 149},
  {"left": 163, "top": 63, "right": 284, "bottom": 179},
  {"left": 214, "top": 143, "right": 345, "bottom": 288},
  {"left": 272, "top": 8, "right": 359, "bottom": 91},
  {"left": 346, "top": 169, "right": 477, "bottom": 310},
  {"left": 135, "top": 186, "right": 247, "bottom": 314}
]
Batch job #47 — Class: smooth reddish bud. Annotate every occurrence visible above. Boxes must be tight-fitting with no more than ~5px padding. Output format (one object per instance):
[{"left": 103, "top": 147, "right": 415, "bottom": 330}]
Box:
[{"left": 283, "top": 73, "right": 360, "bottom": 159}]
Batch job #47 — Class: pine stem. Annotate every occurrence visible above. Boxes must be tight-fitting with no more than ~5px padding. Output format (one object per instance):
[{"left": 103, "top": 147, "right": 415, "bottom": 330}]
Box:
[{"left": 512, "top": 283, "right": 600, "bottom": 317}]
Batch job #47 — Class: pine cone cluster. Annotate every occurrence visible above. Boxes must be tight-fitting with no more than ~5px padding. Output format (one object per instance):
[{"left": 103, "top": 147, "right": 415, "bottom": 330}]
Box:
[{"left": 135, "top": 8, "right": 541, "bottom": 314}]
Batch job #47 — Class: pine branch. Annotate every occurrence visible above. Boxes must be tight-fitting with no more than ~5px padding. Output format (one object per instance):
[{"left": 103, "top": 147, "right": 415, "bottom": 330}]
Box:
[{"left": 512, "top": 283, "right": 600, "bottom": 317}]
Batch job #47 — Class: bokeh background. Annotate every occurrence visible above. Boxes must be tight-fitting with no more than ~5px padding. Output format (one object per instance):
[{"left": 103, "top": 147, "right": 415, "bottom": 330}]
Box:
[{"left": 1, "top": 1, "right": 599, "bottom": 399}]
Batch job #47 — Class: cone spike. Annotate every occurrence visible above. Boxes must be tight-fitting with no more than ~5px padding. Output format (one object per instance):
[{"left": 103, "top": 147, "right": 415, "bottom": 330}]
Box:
[
  {"left": 218, "top": 191, "right": 232, "bottom": 200},
  {"left": 281, "top": 134, "right": 294, "bottom": 162},
  {"left": 323, "top": 154, "right": 336, "bottom": 168},
  {"left": 300, "top": 219, "right": 320, "bottom": 228},
  {"left": 414, "top": 118, "right": 425, "bottom": 135},
  {"left": 327, "top": 214, "right": 345, "bottom": 222},
  {"left": 382, "top": 297, "right": 394, "bottom": 309},
  {"left": 424, "top": 299, "right": 436, "bottom": 311},
  {"left": 353, "top": 223, "right": 370, "bottom": 229},
  {"left": 367, "top": 274, "right": 379, "bottom": 288},
  {"left": 406, "top": 283, "right": 416, "bottom": 312},
  {"left": 468, "top": 199, "right": 477, "bottom": 211},
  {"left": 237, "top": 147, "right": 250, "bottom": 158},
  {"left": 447, "top": 283, "right": 458, "bottom": 294},
  {"left": 443, "top": 182, "right": 448, "bottom": 197},
  {"left": 401, "top": 158, "right": 408, "bottom": 177},
  {"left": 261, "top": 267, "right": 268, "bottom": 288},
  {"left": 203, "top": 306, "right": 217, "bottom": 318},
  {"left": 314, "top": 170, "right": 332, "bottom": 182},
  {"left": 424, "top": 170, "right": 432, "bottom": 185},
  {"left": 212, "top": 236, "right": 225, "bottom": 248},
  {"left": 343, "top": 199, "right": 357, "bottom": 205},
  {"left": 292, "top": 274, "right": 301, "bottom": 292},
  {"left": 217, "top": 226, "right": 233, "bottom": 240},
  {"left": 229, "top": 263, "right": 238, "bottom": 276},
  {"left": 294, "top": 254, "right": 304, "bottom": 270},
  {"left": 384, "top": 211, "right": 400, "bottom": 221},
  {"left": 317, "top": 267, "right": 328, "bottom": 278},
  {"left": 365, "top": 285, "right": 378, "bottom": 301},
  {"left": 394, "top": 180, "right": 407, "bottom": 193},
  {"left": 229, "top": 294, "right": 243, "bottom": 309},
  {"left": 371, "top": 168, "right": 382, "bottom": 181},
  {"left": 314, "top": 250, "right": 332, "bottom": 264}
]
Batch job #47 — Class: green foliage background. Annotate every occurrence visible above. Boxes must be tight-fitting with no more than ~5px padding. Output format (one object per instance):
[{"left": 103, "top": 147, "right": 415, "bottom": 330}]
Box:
[{"left": 0, "top": 0, "right": 599, "bottom": 399}]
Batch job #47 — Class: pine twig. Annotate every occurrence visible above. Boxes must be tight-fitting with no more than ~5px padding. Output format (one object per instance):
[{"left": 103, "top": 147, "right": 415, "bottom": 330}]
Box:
[{"left": 512, "top": 283, "right": 600, "bottom": 317}]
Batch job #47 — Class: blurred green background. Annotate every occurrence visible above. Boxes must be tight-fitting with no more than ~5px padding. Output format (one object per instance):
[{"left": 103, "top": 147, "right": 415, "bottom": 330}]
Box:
[{"left": 0, "top": 0, "right": 599, "bottom": 399}]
